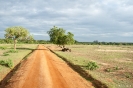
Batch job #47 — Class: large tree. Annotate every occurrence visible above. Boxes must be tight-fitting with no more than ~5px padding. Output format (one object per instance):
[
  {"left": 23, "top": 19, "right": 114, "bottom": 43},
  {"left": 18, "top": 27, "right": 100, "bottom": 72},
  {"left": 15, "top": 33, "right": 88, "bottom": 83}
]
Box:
[
  {"left": 47, "top": 26, "right": 65, "bottom": 44},
  {"left": 47, "top": 26, "right": 75, "bottom": 48},
  {"left": 5, "top": 26, "right": 30, "bottom": 50}
]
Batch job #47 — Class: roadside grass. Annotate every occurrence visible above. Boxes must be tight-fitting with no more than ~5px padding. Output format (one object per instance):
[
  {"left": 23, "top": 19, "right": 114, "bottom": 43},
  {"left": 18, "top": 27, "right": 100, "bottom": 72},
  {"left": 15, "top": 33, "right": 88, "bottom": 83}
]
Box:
[
  {"left": 53, "top": 45, "right": 133, "bottom": 88},
  {"left": 0, "top": 59, "right": 13, "bottom": 68},
  {"left": 0, "top": 44, "right": 37, "bottom": 81}
]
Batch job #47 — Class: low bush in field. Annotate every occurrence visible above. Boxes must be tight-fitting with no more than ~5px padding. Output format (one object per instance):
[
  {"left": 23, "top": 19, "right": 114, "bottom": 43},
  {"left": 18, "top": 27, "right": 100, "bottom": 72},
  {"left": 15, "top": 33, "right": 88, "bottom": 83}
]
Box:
[
  {"left": 105, "top": 66, "right": 119, "bottom": 72},
  {"left": 124, "top": 72, "right": 133, "bottom": 78},
  {"left": 6, "top": 49, "right": 18, "bottom": 53},
  {"left": 0, "top": 46, "right": 6, "bottom": 50},
  {"left": 86, "top": 61, "right": 99, "bottom": 70},
  {"left": 0, "top": 59, "right": 13, "bottom": 68},
  {"left": 3, "top": 52, "right": 10, "bottom": 56}
]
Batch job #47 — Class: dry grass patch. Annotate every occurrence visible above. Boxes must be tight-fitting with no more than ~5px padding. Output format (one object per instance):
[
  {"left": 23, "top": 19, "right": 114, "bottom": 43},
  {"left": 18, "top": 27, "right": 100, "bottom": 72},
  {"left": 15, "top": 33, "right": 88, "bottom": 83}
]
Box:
[
  {"left": 51, "top": 45, "right": 133, "bottom": 88},
  {"left": 0, "top": 44, "right": 37, "bottom": 81}
]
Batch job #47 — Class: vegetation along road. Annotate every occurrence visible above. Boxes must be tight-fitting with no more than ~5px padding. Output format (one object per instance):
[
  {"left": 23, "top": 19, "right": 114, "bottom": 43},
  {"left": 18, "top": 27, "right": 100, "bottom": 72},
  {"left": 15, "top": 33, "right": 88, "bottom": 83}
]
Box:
[{"left": 0, "top": 45, "right": 93, "bottom": 88}]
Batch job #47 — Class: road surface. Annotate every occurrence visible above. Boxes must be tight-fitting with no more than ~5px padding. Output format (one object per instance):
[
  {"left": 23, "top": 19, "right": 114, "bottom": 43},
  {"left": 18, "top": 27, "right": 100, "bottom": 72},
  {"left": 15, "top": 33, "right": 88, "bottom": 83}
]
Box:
[{"left": 2, "top": 45, "right": 93, "bottom": 88}]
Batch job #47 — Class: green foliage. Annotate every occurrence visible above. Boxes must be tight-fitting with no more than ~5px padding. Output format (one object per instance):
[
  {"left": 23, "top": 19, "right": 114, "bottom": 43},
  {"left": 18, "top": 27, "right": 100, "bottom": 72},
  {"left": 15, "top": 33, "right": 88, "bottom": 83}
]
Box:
[
  {"left": 3, "top": 52, "right": 9, "bottom": 56},
  {"left": 5, "top": 26, "right": 29, "bottom": 39},
  {"left": 26, "top": 35, "right": 34, "bottom": 43},
  {"left": 4, "top": 39, "right": 13, "bottom": 44},
  {"left": 6, "top": 49, "right": 18, "bottom": 53},
  {"left": 2, "top": 49, "right": 18, "bottom": 56},
  {"left": 86, "top": 61, "right": 99, "bottom": 70},
  {"left": 0, "top": 59, "right": 13, "bottom": 68},
  {"left": 4, "top": 26, "right": 31, "bottom": 50},
  {"left": 124, "top": 72, "right": 133, "bottom": 78},
  {"left": 47, "top": 26, "right": 75, "bottom": 47},
  {"left": 47, "top": 26, "right": 65, "bottom": 44},
  {"left": 105, "top": 66, "right": 119, "bottom": 72},
  {"left": 0, "top": 46, "right": 6, "bottom": 50}
]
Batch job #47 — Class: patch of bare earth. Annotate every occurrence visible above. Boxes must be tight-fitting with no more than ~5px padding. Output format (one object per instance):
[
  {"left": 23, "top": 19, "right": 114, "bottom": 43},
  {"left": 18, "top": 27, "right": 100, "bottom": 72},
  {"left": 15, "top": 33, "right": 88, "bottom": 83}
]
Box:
[{"left": 0, "top": 45, "right": 93, "bottom": 88}]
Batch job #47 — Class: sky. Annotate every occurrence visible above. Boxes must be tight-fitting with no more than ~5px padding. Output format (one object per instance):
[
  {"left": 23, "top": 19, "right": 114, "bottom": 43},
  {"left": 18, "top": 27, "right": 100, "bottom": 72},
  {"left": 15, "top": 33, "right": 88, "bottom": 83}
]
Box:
[{"left": 0, "top": 0, "right": 133, "bottom": 42}]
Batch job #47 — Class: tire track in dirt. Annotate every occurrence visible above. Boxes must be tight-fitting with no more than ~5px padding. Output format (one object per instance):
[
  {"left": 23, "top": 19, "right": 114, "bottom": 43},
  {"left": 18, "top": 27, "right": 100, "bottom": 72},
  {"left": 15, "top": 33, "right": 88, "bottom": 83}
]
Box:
[
  {"left": 43, "top": 49, "right": 69, "bottom": 88},
  {"left": 1, "top": 45, "right": 94, "bottom": 88}
]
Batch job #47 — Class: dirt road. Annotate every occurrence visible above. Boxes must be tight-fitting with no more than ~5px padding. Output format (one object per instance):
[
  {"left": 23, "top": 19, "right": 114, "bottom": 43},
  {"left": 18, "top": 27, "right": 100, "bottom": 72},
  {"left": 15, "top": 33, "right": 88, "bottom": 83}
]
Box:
[{"left": 1, "top": 45, "right": 94, "bottom": 88}]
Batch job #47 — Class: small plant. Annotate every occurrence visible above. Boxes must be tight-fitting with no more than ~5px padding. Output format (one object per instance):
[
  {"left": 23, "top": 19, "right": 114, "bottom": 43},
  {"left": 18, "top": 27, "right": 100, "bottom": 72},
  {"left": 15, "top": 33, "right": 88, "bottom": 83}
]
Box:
[
  {"left": 124, "top": 72, "right": 132, "bottom": 78},
  {"left": 3, "top": 52, "right": 10, "bottom": 56},
  {"left": 105, "top": 66, "right": 119, "bottom": 72},
  {"left": 86, "top": 61, "right": 99, "bottom": 70},
  {"left": 0, "top": 46, "right": 6, "bottom": 50},
  {"left": 6, "top": 49, "right": 18, "bottom": 53},
  {"left": 115, "top": 66, "right": 119, "bottom": 70},
  {"left": 106, "top": 68, "right": 111, "bottom": 72},
  {"left": 0, "top": 59, "right": 13, "bottom": 68}
]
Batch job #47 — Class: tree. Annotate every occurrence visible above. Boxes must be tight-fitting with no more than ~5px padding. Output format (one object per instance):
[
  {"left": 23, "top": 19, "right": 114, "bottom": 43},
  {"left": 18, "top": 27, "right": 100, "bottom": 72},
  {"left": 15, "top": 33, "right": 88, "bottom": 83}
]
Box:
[
  {"left": 47, "top": 26, "right": 75, "bottom": 48},
  {"left": 47, "top": 26, "right": 65, "bottom": 44},
  {"left": 25, "top": 35, "right": 34, "bottom": 43},
  {"left": 5, "top": 26, "right": 30, "bottom": 50}
]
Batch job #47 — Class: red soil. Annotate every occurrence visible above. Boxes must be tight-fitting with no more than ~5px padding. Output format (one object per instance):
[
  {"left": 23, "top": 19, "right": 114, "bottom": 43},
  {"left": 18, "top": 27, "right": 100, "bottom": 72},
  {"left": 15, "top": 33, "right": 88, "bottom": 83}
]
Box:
[{"left": 1, "top": 45, "right": 93, "bottom": 88}]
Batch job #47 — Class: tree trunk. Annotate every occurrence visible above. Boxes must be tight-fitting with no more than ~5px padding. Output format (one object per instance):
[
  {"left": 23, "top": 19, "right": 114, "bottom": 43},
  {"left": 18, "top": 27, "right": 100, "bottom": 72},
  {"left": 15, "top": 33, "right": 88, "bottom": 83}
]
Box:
[{"left": 14, "top": 39, "right": 16, "bottom": 51}]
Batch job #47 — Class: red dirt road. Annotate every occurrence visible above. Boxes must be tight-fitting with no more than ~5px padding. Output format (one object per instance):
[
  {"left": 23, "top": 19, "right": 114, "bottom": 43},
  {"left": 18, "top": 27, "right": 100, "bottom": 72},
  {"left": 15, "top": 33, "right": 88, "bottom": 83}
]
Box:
[{"left": 2, "top": 45, "right": 94, "bottom": 88}]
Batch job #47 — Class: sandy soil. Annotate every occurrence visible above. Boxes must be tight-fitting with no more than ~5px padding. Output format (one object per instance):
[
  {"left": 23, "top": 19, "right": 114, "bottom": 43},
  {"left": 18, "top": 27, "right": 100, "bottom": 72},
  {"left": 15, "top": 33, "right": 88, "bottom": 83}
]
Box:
[{"left": 1, "top": 45, "right": 93, "bottom": 88}]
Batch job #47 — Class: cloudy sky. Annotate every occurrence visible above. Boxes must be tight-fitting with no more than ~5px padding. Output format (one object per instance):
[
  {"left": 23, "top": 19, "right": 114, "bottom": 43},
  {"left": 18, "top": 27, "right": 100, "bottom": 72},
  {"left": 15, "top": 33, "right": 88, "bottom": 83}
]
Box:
[{"left": 0, "top": 0, "right": 133, "bottom": 42}]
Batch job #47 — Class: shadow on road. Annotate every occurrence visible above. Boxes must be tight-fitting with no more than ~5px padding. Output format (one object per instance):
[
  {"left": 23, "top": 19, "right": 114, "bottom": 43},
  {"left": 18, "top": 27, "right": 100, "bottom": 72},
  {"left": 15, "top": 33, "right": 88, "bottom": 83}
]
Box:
[{"left": 48, "top": 48, "right": 108, "bottom": 88}]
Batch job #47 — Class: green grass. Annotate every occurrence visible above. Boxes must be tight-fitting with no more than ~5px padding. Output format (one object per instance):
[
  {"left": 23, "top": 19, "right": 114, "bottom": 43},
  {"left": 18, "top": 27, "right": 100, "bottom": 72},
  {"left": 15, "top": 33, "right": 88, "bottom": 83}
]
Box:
[
  {"left": 0, "top": 44, "right": 38, "bottom": 81},
  {"left": 0, "top": 46, "right": 7, "bottom": 50},
  {"left": 0, "top": 59, "right": 13, "bottom": 68},
  {"left": 3, "top": 52, "right": 10, "bottom": 56},
  {"left": 53, "top": 45, "right": 133, "bottom": 88},
  {"left": 6, "top": 49, "right": 18, "bottom": 53}
]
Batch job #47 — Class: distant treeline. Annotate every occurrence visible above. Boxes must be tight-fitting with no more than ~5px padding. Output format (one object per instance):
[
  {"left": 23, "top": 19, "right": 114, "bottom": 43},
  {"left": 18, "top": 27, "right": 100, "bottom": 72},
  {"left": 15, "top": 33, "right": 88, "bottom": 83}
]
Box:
[
  {"left": 0, "top": 39, "right": 51, "bottom": 44},
  {"left": 75, "top": 41, "right": 133, "bottom": 45},
  {"left": 0, "top": 38, "right": 133, "bottom": 45}
]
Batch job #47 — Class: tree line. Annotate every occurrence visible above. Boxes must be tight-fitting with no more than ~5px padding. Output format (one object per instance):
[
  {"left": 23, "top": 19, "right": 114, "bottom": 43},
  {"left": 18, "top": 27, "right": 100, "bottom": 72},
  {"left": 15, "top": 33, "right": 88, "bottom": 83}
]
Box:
[
  {"left": 0, "top": 39, "right": 51, "bottom": 44},
  {"left": 75, "top": 41, "right": 133, "bottom": 45},
  {"left": 1, "top": 38, "right": 133, "bottom": 46},
  {"left": 1, "top": 26, "right": 133, "bottom": 51}
]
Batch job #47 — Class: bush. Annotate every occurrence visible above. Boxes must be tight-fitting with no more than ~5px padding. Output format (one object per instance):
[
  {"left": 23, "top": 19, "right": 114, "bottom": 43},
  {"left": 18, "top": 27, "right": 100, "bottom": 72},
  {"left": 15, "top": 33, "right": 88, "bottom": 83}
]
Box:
[
  {"left": 124, "top": 72, "right": 132, "bottom": 78},
  {"left": 86, "top": 61, "right": 99, "bottom": 70},
  {"left": 105, "top": 66, "right": 119, "bottom": 72},
  {"left": 6, "top": 49, "right": 18, "bottom": 53},
  {"left": 0, "top": 59, "right": 13, "bottom": 68},
  {"left": 0, "top": 46, "right": 6, "bottom": 50},
  {"left": 3, "top": 52, "right": 9, "bottom": 56}
]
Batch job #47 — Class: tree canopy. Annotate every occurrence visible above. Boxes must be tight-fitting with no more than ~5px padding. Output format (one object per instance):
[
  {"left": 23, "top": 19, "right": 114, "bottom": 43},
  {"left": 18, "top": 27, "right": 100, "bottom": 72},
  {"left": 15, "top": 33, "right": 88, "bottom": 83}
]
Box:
[
  {"left": 5, "top": 26, "right": 31, "bottom": 50},
  {"left": 47, "top": 26, "right": 75, "bottom": 47}
]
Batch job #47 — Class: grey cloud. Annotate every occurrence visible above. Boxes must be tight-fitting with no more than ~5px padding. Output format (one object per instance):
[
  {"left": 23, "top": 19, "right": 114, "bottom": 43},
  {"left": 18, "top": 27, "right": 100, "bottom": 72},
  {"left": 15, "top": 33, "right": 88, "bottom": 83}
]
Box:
[{"left": 0, "top": 0, "right": 133, "bottom": 42}]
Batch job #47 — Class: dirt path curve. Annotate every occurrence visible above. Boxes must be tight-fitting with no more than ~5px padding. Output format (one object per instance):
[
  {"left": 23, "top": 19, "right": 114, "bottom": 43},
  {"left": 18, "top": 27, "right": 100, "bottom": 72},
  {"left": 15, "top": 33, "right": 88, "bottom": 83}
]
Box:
[{"left": 2, "top": 45, "right": 94, "bottom": 88}]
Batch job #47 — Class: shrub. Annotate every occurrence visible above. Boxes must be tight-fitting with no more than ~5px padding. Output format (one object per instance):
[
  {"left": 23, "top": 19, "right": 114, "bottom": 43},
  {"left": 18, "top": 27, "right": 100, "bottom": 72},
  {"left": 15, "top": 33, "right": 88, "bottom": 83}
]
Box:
[
  {"left": 105, "top": 66, "right": 119, "bottom": 72},
  {"left": 6, "top": 49, "right": 18, "bottom": 53},
  {"left": 124, "top": 72, "right": 132, "bottom": 78},
  {"left": 0, "top": 46, "right": 6, "bottom": 50},
  {"left": 3, "top": 52, "right": 9, "bottom": 56},
  {"left": 86, "top": 61, "right": 99, "bottom": 70},
  {"left": 0, "top": 59, "right": 13, "bottom": 68}
]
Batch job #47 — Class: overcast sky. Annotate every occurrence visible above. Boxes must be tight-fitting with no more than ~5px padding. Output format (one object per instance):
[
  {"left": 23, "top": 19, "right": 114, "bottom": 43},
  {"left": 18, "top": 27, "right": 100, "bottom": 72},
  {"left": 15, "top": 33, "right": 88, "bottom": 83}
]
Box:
[{"left": 0, "top": 0, "right": 133, "bottom": 42}]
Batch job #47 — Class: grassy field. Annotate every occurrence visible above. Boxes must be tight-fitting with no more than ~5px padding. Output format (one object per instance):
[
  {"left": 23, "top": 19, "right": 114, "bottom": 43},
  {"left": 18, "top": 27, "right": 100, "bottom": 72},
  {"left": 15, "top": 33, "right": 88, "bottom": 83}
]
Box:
[
  {"left": 52, "top": 45, "right": 133, "bottom": 88},
  {"left": 0, "top": 44, "right": 133, "bottom": 88},
  {"left": 0, "top": 44, "right": 37, "bottom": 81}
]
